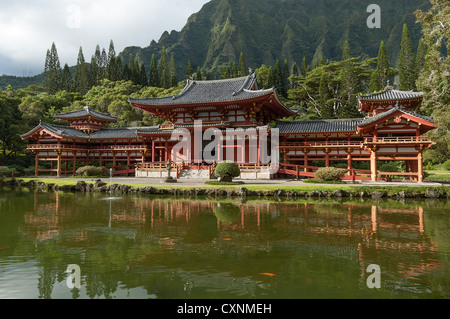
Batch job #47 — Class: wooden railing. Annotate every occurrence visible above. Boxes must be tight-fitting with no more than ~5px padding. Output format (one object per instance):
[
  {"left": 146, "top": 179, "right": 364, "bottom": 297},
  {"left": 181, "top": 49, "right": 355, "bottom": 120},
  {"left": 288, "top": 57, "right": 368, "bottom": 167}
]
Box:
[
  {"left": 28, "top": 144, "right": 147, "bottom": 151},
  {"left": 364, "top": 136, "right": 433, "bottom": 144},
  {"left": 277, "top": 163, "right": 372, "bottom": 181},
  {"left": 282, "top": 141, "right": 362, "bottom": 148}
]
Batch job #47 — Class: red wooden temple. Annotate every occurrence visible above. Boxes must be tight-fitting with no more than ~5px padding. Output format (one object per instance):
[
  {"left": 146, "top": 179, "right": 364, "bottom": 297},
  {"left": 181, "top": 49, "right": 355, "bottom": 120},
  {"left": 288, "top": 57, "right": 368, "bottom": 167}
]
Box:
[{"left": 22, "top": 74, "right": 436, "bottom": 182}]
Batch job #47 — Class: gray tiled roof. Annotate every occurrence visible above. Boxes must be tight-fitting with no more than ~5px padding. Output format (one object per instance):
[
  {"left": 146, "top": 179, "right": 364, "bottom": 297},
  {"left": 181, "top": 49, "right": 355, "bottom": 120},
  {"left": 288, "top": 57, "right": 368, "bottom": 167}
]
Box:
[
  {"left": 21, "top": 122, "right": 164, "bottom": 140},
  {"left": 275, "top": 119, "right": 362, "bottom": 134},
  {"left": 128, "top": 73, "right": 277, "bottom": 106},
  {"left": 358, "top": 89, "right": 423, "bottom": 101},
  {"left": 55, "top": 105, "right": 117, "bottom": 122},
  {"left": 359, "top": 106, "right": 434, "bottom": 126}
]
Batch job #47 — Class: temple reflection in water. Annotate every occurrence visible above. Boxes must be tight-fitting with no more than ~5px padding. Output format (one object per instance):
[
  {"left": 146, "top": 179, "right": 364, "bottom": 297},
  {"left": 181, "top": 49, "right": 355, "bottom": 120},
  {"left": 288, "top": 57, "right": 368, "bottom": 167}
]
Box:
[{"left": 1, "top": 190, "right": 447, "bottom": 299}]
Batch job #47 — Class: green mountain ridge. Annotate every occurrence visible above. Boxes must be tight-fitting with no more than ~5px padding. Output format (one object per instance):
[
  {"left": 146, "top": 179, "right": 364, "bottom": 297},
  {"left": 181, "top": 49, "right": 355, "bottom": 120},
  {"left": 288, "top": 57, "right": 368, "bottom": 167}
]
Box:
[
  {"left": 120, "top": 0, "right": 430, "bottom": 79},
  {"left": 0, "top": 0, "right": 430, "bottom": 88}
]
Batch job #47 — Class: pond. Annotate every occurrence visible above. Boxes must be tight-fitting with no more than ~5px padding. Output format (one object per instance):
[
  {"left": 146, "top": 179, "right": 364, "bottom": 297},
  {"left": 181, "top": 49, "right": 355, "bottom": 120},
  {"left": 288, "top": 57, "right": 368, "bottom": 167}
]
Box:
[{"left": 0, "top": 189, "right": 449, "bottom": 299}]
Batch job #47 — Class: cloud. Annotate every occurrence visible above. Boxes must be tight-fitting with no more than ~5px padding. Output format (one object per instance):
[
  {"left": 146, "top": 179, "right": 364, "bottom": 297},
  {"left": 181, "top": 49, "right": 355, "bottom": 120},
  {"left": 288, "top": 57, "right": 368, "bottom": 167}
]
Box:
[{"left": 0, "top": 0, "right": 209, "bottom": 76}]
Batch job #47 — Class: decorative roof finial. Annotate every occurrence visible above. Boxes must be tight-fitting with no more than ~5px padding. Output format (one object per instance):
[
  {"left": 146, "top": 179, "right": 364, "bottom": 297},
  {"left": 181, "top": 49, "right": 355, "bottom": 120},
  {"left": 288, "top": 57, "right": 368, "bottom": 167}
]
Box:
[{"left": 385, "top": 80, "right": 393, "bottom": 91}]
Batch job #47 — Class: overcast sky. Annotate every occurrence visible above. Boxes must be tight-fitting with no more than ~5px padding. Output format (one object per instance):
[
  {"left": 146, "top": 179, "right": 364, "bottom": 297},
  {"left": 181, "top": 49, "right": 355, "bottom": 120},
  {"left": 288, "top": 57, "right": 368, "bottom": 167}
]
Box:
[{"left": 0, "top": 0, "right": 210, "bottom": 76}]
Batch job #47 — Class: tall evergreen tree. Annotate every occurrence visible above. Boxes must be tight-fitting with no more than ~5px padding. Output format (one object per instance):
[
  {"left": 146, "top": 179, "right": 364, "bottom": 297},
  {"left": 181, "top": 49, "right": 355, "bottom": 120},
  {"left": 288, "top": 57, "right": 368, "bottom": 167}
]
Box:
[
  {"left": 195, "top": 66, "right": 203, "bottom": 81},
  {"left": 415, "top": 38, "right": 427, "bottom": 77},
  {"left": 338, "top": 41, "right": 361, "bottom": 118},
  {"left": 283, "top": 59, "right": 290, "bottom": 95},
  {"left": 369, "top": 41, "right": 394, "bottom": 92},
  {"left": 319, "top": 70, "right": 334, "bottom": 119},
  {"left": 398, "top": 24, "right": 417, "bottom": 91},
  {"left": 238, "top": 52, "right": 247, "bottom": 76},
  {"left": 158, "top": 47, "right": 170, "bottom": 88},
  {"left": 44, "top": 42, "right": 62, "bottom": 94},
  {"left": 149, "top": 54, "right": 159, "bottom": 86},
  {"left": 185, "top": 60, "right": 193, "bottom": 80},
  {"left": 220, "top": 65, "right": 231, "bottom": 79},
  {"left": 292, "top": 62, "right": 299, "bottom": 77},
  {"left": 169, "top": 54, "right": 178, "bottom": 87},
  {"left": 273, "top": 60, "right": 285, "bottom": 96},
  {"left": 106, "top": 40, "right": 122, "bottom": 81},
  {"left": 231, "top": 62, "right": 238, "bottom": 78},
  {"left": 75, "top": 47, "right": 90, "bottom": 95},
  {"left": 61, "top": 64, "right": 74, "bottom": 92},
  {"left": 139, "top": 62, "right": 148, "bottom": 86},
  {"left": 301, "top": 57, "right": 309, "bottom": 76}
]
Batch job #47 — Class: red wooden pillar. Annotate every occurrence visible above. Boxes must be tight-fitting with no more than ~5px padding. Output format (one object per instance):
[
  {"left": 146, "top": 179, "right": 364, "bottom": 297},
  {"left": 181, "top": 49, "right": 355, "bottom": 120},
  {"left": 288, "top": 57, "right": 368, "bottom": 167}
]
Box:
[
  {"left": 370, "top": 149, "right": 378, "bottom": 182},
  {"left": 35, "top": 152, "right": 39, "bottom": 176},
  {"left": 56, "top": 151, "right": 62, "bottom": 177},
  {"left": 418, "top": 152, "right": 424, "bottom": 183},
  {"left": 151, "top": 139, "right": 155, "bottom": 163}
]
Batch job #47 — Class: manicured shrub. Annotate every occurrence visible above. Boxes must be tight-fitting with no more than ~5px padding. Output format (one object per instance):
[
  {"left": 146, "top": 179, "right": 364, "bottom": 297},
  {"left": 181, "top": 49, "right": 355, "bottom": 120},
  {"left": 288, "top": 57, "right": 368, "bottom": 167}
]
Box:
[
  {"left": 314, "top": 167, "right": 347, "bottom": 181},
  {"left": 214, "top": 161, "right": 241, "bottom": 182},
  {"left": 75, "top": 166, "right": 108, "bottom": 177}
]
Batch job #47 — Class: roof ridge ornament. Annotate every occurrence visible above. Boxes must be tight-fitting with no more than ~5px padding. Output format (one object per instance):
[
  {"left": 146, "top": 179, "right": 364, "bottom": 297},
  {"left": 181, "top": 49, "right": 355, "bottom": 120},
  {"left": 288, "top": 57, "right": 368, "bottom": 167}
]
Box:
[{"left": 385, "top": 80, "right": 393, "bottom": 91}]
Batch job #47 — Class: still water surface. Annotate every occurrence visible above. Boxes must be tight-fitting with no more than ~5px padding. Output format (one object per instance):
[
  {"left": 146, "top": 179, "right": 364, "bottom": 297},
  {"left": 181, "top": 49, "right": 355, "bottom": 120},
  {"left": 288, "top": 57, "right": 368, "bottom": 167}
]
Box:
[{"left": 0, "top": 189, "right": 449, "bottom": 299}]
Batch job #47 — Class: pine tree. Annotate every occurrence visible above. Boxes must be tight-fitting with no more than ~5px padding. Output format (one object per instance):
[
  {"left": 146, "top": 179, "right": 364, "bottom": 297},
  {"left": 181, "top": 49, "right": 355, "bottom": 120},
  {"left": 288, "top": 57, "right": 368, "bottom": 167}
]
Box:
[
  {"left": 338, "top": 41, "right": 360, "bottom": 118},
  {"left": 139, "top": 62, "right": 148, "bottom": 86},
  {"left": 415, "top": 38, "right": 427, "bottom": 77},
  {"left": 196, "top": 66, "right": 203, "bottom": 81},
  {"left": 61, "top": 64, "right": 74, "bottom": 92},
  {"left": 75, "top": 47, "right": 90, "bottom": 95},
  {"left": 319, "top": 70, "right": 334, "bottom": 119},
  {"left": 273, "top": 60, "right": 285, "bottom": 96},
  {"left": 149, "top": 54, "right": 159, "bottom": 86},
  {"left": 301, "top": 57, "right": 309, "bottom": 76},
  {"left": 398, "top": 24, "right": 417, "bottom": 91},
  {"left": 158, "top": 47, "right": 170, "bottom": 88},
  {"left": 231, "top": 62, "right": 238, "bottom": 78},
  {"left": 283, "top": 59, "right": 290, "bottom": 95},
  {"left": 292, "top": 62, "right": 299, "bottom": 77},
  {"left": 44, "top": 42, "right": 62, "bottom": 94},
  {"left": 369, "top": 41, "right": 393, "bottom": 92},
  {"left": 185, "top": 60, "right": 193, "bottom": 80},
  {"left": 168, "top": 54, "right": 178, "bottom": 87},
  {"left": 238, "top": 52, "right": 247, "bottom": 76},
  {"left": 221, "top": 65, "right": 231, "bottom": 79}
]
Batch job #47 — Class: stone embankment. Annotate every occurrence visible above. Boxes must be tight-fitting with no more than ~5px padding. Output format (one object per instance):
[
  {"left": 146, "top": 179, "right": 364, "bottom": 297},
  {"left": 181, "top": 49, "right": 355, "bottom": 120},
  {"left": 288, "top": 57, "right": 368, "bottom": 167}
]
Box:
[{"left": 1, "top": 178, "right": 448, "bottom": 199}]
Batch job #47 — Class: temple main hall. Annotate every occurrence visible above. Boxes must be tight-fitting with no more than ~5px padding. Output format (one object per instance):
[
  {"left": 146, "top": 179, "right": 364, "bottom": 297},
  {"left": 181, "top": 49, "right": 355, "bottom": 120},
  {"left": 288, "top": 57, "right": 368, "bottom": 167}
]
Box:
[{"left": 21, "top": 73, "right": 436, "bottom": 182}]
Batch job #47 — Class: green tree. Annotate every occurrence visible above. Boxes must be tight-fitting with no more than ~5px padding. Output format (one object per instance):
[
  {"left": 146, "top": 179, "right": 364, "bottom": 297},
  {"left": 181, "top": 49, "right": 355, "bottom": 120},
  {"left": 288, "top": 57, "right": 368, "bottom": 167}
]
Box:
[
  {"left": 398, "top": 24, "right": 417, "bottom": 91},
  {"left": 61, "top": 64, "right": 74, "bottom": 92},
  {"left": 338, "top": 41, "right": 361, "bottom": 118},
  {"left": 238, "top": 52, "right": 247, "bottom": 77},
  {"left": 185, "top": 60, "right": 193, "bottom": 80},
  {"left": 0, "top": 91, "right": 23, "bottom": 165},
  {"left": 44, "top": 42, "right": 62, "bottom": 94},
  {"left": 369, "top": 41, "right": 396, "bottom": 92},
  {"left": 106, "top": 40, "right": 122, "bottom": 81},
  {"left": 301, "top": 57, "right": 309, "bottom": 76},
  {"left": 169, "top": 54, "right": 178, "bottom": 86},
  {"left": 158, "top": 47, "right": 170, "bottom": 88},
  {"left": 415, "top": 0, "right": 450, "bottom": 164},
  {"left": 75, "top": 47, "right": 90, "bottom": 95},
  {"left": 319, "top": 70, "right": 334, "bottom": 119},
  {"left": 149, "top": 54, "right": 159, "bottom": 86},
  {"left": 273, "top": 60, "right": 285, "bottom": 96},
  {"left": 255, "top": 64, "right": 274, "bottom": 88},
  {"left": 415, "top": 38, "right": 427, "bottom": 77},
  {"left": 195, "top": 66, "right": 203, "bottom": 81}
]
